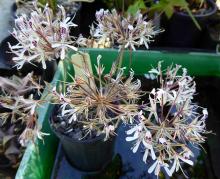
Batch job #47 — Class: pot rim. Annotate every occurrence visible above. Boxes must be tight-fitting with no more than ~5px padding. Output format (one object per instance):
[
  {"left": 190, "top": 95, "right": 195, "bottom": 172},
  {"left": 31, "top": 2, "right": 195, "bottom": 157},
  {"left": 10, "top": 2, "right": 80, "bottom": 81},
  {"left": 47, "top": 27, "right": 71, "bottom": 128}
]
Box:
[{"left": 175, "top": 0, "right": 217, "bottom": 18}]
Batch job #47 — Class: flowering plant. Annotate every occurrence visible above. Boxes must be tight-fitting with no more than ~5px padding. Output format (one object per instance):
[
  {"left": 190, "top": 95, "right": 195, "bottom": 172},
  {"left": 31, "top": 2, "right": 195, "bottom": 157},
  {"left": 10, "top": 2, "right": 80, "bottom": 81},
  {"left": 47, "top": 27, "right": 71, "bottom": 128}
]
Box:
[
  {"left": 9, "top": 3, "right": 78, "bottom": 69},
  {"left": 50, "top": 54, "right": 142, "bottom": 140},
  {"left": 126, "top": 62, "right": 209, "bottom": 177},
  {"left": 0, "top": 73, "right": 47, "bottom": 146},
  {"left": 77, "top": 9, "right": 161, "bottom": 50}
]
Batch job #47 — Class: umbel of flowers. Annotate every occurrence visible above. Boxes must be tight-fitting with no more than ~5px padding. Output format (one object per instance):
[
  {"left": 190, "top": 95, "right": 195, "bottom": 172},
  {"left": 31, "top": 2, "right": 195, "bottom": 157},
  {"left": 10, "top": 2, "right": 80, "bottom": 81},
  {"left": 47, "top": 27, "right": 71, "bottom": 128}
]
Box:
[
  {"left": 126, "top": 62, "right": 209, "bottom": 177},
  {"left": 77, "top": 9, "right": 162, "bottom": 50},
  {"left": 9, "top": 3, "right": 78, "bottom": 69},
  {"left": 50, "top": 54, "right": 142, "bottom": 140},
  {"left": 0, "top": 73, "right": 47, "bottom": 146}
]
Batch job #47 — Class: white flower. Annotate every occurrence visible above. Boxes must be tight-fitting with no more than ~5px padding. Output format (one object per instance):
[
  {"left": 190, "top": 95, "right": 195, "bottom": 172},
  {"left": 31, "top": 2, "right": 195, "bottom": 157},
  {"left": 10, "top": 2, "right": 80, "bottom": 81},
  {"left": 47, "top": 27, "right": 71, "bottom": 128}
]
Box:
[
  {"left": 202, "top": 108, "right": 208, "bottom": 120},
  {"left": 179, "top": 150, "right": 194, "bottom": 166},
  {"left": 142, "top": 131, "right": 156, "bottom": 161},
  {"left": 156, "top": 89, "right": 168, "bottom": 106},
  {"left": 16, "top": 96, "right": 40, "bottom": 115},
  {"left": 76, "top": 34, "right": 88, "bottom": 47},
  {"left": 95, "top": 55, "right": 105, "bottom": 75},
  {"left": 95, "top": 9, "right": 105, "bottom": 20},
  {"left": 144, "top": 73, "right": 157, "bottom": 80},
  {"left": 148, "top": 68, "right": 160, "bottom": 76},
  {"left": 52, "top": 43, "right": 78, "bottom": 60},
  {"left": 125, "top": 62, "right": 209, "bottom": 177},
  {"left": 9, "top": 5, "right": 78, "bottom": 69},
  {"left": 60, "top": 103, "right": 77, "bottom": 123},
  {"left": 128, "top": 24, "right": 134, "bottom": 30},
  {"left": 104, "top": 125, "right": 115, "bottom": 141},
  {"left": 126, "top": 124, "right": 144, "bottom": 153},
  {"left": 52, "top": 86, "right": 57, "bottom": 93},
  {"left": 89, "top": 9, "right": 161, "bottom": 50},
  {"left": 19, "top": 125, "right": 49, "bottom": 147},
  {"left": 59, "top": 93, "right": 71, "bottom": 103},
  {"left": 148, "top": 158, "right": 170, "bottom": 176}
]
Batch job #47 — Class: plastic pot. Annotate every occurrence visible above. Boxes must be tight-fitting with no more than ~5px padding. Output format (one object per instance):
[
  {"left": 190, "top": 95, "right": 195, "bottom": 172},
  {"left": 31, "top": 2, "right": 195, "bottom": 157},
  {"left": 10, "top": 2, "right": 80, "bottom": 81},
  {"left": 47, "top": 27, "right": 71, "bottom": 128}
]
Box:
[
  {"left": 49, "top": 105, "right": 116, "bottom": 172},
  {"left": 206, "top": 20, "right": 220, "bottom": 43},
  {"left": 11, "top": 2, "right": 17, "bottom": 19},
  {"left": 159, "top": 0, "right": 217, "bottom": 48}
]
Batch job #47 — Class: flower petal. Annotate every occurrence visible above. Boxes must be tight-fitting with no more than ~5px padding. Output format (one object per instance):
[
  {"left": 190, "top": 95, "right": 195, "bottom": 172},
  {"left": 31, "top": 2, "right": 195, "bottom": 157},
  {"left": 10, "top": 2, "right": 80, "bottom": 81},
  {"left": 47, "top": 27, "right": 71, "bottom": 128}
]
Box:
[
  {"left": 143, "top": 149, "right": 149, "bottom": 163},
  {"left": 148, "top": 160, "right": 158, "bottom": 174},
  {"left": 132, "top": 140, "right": 141, "bottom": 153}
]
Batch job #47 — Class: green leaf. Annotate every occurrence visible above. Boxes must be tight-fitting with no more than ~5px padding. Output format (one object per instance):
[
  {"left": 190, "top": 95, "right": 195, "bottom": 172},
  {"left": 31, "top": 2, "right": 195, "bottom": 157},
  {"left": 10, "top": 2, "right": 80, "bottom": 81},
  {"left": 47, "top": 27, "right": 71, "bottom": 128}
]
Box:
[
  {"left": 48, "top": 0, "right": 57, "bottom": 13},
  {"left": 150, "top": 0, "right": 188, "bottom": 19},
  {"left": 127, "top": 0, "right": 147, "bottom": 15},
  {"left": 150, "top": 0, "right": 201, "bottom": 30},
  {"left": 185, "top": 7, "right": 201, "bottom": 30},
  {"left": 37, "top": 0, "right": 57, "bottom": 13},
  {"left": 164, "top": 4, "right": 174, "bottom": 18}
]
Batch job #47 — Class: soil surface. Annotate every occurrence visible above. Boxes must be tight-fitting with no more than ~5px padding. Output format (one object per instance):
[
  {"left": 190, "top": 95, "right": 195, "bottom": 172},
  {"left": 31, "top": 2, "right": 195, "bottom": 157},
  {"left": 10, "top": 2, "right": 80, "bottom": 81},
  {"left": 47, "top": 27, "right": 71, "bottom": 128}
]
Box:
[{"left": 51, "top": 105, "right": 100, "bottom": 141}]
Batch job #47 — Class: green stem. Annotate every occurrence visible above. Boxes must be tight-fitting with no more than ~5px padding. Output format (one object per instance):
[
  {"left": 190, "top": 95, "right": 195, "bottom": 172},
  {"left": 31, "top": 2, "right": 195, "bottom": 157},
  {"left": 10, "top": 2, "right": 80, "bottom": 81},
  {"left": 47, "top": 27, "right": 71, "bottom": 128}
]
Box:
[
  {"left": 38, "top": 0, "right": 57, "bottom": 13},
  {"left": 117, "top": 45, "right": 125, "bottom": 70},
  {"left": 185, "top": 7, "right": 201, "bottom": 30},
  {"left": 62, "top": 60, "right": 67, "bottom": 94},
  {"left": 48, "top": 0, "right": 57, "bottom": 14},
  {"left": 129, "top": 47, "right": 132, "bottom": 69}
]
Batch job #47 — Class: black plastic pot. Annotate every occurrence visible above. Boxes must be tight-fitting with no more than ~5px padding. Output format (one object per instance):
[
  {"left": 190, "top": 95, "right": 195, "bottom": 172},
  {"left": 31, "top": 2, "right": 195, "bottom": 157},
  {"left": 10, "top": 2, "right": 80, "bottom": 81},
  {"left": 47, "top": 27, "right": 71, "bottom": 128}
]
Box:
[
  {"left": 49, "top": 106, "right": 116, "bottom": 172},
  {"left": 197, "top": 19, "right": 220, "bottom": 50},
  {"left": 11, "top": 2, "right": 17, "bottom": 19},
  {"left": 159, "top": 0, "right": 217, "bottom": 48}
]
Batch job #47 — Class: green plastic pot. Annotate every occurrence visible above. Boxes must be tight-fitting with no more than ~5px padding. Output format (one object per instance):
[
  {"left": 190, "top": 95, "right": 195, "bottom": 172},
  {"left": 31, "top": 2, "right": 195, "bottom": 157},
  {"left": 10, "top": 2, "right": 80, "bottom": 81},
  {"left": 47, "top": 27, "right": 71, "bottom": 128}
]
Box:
[{"left": 15, "top": 48, "right": 220, "bottom": 179}]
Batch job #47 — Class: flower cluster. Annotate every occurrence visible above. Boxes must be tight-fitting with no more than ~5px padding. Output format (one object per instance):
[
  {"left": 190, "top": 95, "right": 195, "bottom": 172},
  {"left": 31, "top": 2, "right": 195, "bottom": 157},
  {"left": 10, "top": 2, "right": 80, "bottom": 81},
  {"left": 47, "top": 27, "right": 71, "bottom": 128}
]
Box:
[
  {"left": 51, "top": 54, "right": 142, "bottom": 140},
  {"left": 0, "top": 73, "right": 46, "bottom": 146},
  {"left": 9, "top": 3, "right": 78, "bottom": 69},
  {"left": 0, "top": 72, "right": 42, "bottom": 96},
  {"left": 82, "top": 9, "right": 161, "bottom": 50},
  {"left": 126, "top": 62, "right": 209, "bottom": 177}
]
